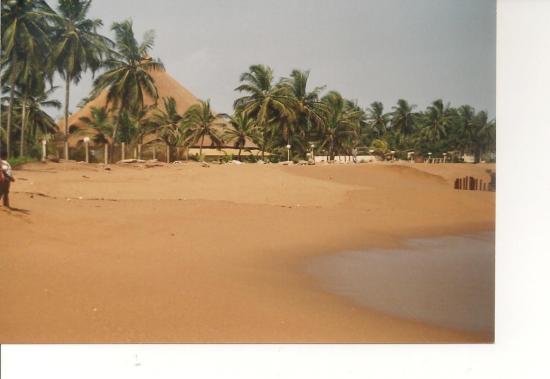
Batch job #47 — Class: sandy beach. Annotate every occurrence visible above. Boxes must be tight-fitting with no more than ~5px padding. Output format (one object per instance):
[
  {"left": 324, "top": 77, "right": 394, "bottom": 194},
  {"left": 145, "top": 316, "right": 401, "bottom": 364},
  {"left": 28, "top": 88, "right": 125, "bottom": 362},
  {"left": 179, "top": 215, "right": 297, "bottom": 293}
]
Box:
[{"left": 0, "top": 161, "right": 495, "bottom": 343}]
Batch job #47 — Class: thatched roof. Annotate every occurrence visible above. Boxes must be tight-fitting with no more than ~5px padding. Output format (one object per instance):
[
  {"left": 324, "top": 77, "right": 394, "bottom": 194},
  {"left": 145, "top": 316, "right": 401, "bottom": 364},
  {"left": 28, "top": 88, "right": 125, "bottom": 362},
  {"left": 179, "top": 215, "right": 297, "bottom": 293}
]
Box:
[{"left": 59, "top": 69, "right": 257, "bottom": 150}]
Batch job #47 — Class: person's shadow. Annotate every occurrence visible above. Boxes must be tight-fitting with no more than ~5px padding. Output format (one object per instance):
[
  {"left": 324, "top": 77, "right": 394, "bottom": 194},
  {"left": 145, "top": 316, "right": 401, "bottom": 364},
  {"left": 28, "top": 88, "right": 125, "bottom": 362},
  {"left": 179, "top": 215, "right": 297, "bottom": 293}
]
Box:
[{"left": 2, "top": 207, "right": 31, "bottom": 215}]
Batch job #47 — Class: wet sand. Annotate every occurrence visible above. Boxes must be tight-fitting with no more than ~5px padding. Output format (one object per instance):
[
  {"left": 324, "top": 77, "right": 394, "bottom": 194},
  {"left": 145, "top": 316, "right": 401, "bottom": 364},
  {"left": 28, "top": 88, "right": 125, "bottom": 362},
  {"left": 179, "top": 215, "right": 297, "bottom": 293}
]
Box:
[
  {"left": 306, "top": 232, "right": 495, "bottom": 340},
  {"left": 0, "top": 161, "right": 495, "bottom": 342}
]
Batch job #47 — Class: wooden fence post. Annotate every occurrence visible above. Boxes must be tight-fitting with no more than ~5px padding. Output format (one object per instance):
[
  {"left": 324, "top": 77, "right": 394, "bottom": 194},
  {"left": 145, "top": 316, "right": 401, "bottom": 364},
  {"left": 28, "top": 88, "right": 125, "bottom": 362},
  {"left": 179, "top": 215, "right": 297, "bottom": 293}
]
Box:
[
  {"left": 121, "top": 142, "right": 126, "bottom": 161},
  {"left": 104, "top": 144, "right": 109, "bottom": 164},
  {"left": 166, "top": 144, "right": 170, "bottom": 163}
]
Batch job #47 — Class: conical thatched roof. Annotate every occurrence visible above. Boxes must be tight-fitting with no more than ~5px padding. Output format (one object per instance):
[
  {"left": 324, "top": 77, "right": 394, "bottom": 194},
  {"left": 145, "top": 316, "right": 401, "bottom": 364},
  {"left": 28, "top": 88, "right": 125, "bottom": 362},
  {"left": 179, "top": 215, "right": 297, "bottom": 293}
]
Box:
[
  {"left": 59, "top": 69, "right": 200, "bottom": 146},
  {"left": 59, "top": 69, "right": 257, "bottom": 151}
]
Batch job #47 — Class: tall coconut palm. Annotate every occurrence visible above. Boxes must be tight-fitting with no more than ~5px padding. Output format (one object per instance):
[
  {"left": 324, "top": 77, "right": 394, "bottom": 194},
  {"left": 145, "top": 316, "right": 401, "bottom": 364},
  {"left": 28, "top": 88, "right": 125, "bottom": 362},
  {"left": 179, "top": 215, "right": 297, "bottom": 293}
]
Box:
[
  {"left": 1, "top": 0, "right": 55, "bottom": 157},
  {"left": 390, "top": 99, "right": 417, "bottom": 143},
  {"left": 51, "top": 0, "right": 113, "bottom": 159},
  {"left": 180, "top": 100, "right": 223, "bottom": 156},
  {"left": 17, "top": 82, "right": 60, "bottom": 142},
  {"left": 279, "top": 69, "right": 326, "bottom": 146},
  {"left": 367, "top": 101, "right": 389, "bottom": 137},
  {"left": 420, "top": 99, "right": 454, "bottom": 144},
  {"left": 1, "top": 81, "right": 61, "bottom": 155},
  {"left": 234, "top": 64, "right": 295, "bottom": 159},
  {"left": 473, "top": 110, "right": 496, "bottom": 162},
  {"left": 222, "top": 111, "right": 259, "bottom": 160},
  {"left": 319, "top": 91, "right": 364, "bottom": 160},
  {"left": 91, "top": 19, "right": 164, "bottom": 118},
  {"left": 456, "top": 104, "right": 476, "bottom": 154},
  {"left": 89, "top": 19, "right": 163, "bottom": 154}
]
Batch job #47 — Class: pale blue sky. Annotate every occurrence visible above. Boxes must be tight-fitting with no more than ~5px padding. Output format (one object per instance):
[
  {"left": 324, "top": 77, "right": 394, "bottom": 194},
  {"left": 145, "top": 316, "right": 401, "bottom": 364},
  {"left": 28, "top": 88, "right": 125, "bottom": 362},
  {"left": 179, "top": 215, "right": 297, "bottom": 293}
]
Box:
[{"left": 47, "top": 0, "right": 496, "bottom": 119}]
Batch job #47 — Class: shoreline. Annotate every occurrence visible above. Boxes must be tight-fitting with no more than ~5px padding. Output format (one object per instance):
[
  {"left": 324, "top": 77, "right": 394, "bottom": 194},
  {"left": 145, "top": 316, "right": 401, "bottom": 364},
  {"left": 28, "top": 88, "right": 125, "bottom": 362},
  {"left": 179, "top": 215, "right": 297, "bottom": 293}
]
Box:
[{"left": 303, "top": 231, "right": 495, "bottom": 341}]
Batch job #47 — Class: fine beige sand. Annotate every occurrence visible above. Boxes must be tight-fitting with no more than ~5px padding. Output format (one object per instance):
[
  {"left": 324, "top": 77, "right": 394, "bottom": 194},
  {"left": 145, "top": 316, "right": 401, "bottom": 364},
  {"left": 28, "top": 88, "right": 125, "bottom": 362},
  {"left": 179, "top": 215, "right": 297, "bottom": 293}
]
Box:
[{"left": 0, "top": 161, "right": 495, "bottom": 343}]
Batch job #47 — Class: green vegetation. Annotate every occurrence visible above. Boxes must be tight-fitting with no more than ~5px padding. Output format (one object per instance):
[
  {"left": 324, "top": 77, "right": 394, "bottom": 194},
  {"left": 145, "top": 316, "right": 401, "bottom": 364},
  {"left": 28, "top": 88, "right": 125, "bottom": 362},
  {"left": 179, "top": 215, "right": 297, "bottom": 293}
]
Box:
[
  {"left": 0, "top": 0, "right": 496, "bottom": 163},
  {"left": 7, "top": 155, "right": 36, "bottom": 168}
]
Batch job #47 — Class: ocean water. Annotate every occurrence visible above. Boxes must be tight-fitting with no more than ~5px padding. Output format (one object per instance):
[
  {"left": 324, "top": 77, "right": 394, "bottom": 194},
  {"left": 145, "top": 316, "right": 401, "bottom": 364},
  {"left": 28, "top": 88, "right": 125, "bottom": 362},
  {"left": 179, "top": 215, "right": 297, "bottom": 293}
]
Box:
[{"left": 306, "top": 232, "right": 495, "bottom": 335}]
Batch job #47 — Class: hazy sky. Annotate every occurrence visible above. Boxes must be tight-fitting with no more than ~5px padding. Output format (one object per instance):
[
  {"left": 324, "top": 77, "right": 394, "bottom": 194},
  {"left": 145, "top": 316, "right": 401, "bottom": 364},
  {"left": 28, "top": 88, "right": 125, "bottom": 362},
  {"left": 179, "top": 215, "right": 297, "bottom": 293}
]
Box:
[{"left": 47, "top": 0, "right": 496, "bottom": 119}]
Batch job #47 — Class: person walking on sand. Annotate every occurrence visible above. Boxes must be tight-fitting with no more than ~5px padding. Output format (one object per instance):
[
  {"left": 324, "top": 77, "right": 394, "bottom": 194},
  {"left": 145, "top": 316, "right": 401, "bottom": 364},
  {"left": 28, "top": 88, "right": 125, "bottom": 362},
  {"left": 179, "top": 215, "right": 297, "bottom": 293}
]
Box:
[{"left": 1, "top": 151, "right": 15, "bottom": 208}]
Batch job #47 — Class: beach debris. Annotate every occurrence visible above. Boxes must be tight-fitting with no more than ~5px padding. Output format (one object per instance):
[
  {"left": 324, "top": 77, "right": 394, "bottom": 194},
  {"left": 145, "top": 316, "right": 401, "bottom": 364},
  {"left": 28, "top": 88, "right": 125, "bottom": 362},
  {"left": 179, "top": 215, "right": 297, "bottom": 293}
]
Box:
[
  {"left": 297, "top": 160, "right": 308, "bottom": 165},
  {"left": 46, "top": 154, "right": 60, "bottom": 163},
  {"left": 116, "top": 159, "right": 146, "bottom": 164},
  {"left": 230, "top": 160, "right": 242, "bottom": 165},
  {"left": 171, "top": 160, "right": 187, "bottom": 164},
  {"left": 104, "top": 167, "right": 111, "bottom": 171},
  {"left": 145, "top": 161, "right": 164, "bottom": 168},
  {"left": 256, "top": 160, "right": 265, "bottom": 164},
  {"left": 201, "top": 163, "right": 210, "bottom": 168},
  {"left": 82, "top": 175, "right": 90, "bottom": 179}
]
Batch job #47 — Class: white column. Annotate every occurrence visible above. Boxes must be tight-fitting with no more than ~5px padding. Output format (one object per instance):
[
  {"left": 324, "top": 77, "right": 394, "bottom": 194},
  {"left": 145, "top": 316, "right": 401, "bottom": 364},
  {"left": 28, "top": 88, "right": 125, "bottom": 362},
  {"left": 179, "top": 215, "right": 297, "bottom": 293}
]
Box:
[{"left": 41, "top": 139, "right": 47, "bottom": 162}]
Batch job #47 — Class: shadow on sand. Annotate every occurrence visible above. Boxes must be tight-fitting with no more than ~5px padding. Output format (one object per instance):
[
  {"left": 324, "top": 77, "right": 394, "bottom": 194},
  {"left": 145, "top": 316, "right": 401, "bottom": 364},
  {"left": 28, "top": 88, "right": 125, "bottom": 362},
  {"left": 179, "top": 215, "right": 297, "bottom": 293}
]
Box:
[{"left": 2, "top": 206, "right": 31, "bottom": 215}]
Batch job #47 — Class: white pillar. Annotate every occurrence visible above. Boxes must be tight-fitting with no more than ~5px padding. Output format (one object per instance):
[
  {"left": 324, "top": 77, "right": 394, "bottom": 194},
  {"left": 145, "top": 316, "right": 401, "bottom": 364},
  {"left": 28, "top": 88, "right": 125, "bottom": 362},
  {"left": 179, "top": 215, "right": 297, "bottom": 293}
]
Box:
[
  {"left": 104, "top": 144, "right": 109, "bottom": 164},
  {"left": 84, "top": 141, "right": 89, "bottom": 163},
  {"left": 121, "top": 142, "right": 125, "bottom": 161},
  {"left": 41, "top": 139, "right": 47, "bottom": 162},
  {"left": 64, "top": 141, "right": 69, "bottom": 161}
]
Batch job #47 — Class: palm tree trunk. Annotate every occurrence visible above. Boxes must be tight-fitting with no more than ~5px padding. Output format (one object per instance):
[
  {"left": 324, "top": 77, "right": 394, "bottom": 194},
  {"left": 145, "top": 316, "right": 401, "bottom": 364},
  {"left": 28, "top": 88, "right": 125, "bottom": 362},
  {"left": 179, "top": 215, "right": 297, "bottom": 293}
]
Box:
[
  {"left": 261, "top": 123, "right": 267, "bottom": 160},
  {"left": 6, "top": 56, "right": 17, "bottom": 159},
  {"left": 63, "top": 74, "right": 71, "bottom": 160},
  {"left": 199, "top": 134, "right": 205, "bottom": 156},
  {"left": 19, "top": 95, "right": 27, "bottom": 157}
]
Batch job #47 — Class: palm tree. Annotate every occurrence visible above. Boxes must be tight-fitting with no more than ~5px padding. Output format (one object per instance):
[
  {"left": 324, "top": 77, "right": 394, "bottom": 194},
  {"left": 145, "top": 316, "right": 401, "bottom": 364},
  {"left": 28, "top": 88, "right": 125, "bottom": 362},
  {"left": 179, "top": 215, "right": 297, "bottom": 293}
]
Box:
[
  {"left": 180, "top": 100, "right": 224, "bottom": 156},
  {"left": 279, "top": 69, "right": 326, "bottom": 147},
  {"left": 234, "top": 64, "right": 295, "bottom": 159},
  {"left": 319, "top": 91, "right": 364, "bottom": 160},
  {"left": 367, "top": 101, "right": 389, "bottom": 137},
  {"left": 51, "top": 0, "right": 113, "bottom": 159},
  {"left": 222, "top": 111, "right": 259, "bottom": 160},
  {"left": 149, "top": 97, "right": 183, "bottom": 148},
  {"left": 17, "top": 82, "right": 60, "bottom": 142},
  {"left": 116, "top": 106, "right": 153, "bottom": 148},
  {"left": 390, "top": 99, "right": 417, "bottom": 144},
  {"left": 78, "top": 106, "right": 115, "bottom": 144},
  {"left": 1, "top": 73, "right": 59, "bottom": 155},
  {"left": 1, "top": 0, "right": 55, "bottom": 157},
  {"left": 420, "top": 99, "right": 454, "bottom": 144},
  {"left": 473, "top": 110, "right": 496, "bottom": 162},
  {"left": 456, "top": 104, "right": 476, "bottom": 154},
  {"left": 91, "top": 19, "right": 164, "bottom": 117}
]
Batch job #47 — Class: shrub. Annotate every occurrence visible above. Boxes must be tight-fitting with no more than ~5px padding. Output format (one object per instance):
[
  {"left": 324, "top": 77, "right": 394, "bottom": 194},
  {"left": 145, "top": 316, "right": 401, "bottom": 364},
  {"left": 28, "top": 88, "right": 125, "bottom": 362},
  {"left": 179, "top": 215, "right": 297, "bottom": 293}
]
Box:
[{"left": 8, "top": 156, "right": 36, "bottom": 168}]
